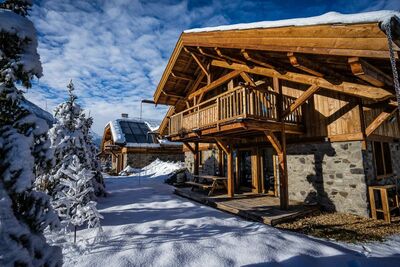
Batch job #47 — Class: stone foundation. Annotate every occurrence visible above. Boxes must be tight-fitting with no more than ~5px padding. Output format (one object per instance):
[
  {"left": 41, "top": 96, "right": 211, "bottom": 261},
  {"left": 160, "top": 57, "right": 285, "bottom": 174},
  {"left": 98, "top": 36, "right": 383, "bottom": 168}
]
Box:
[
  {"left": 286, "top": 141, "right": 369, "bottom": 217},
  {"left": 125, "top": 152, "right": 184, "bottom": 169}
]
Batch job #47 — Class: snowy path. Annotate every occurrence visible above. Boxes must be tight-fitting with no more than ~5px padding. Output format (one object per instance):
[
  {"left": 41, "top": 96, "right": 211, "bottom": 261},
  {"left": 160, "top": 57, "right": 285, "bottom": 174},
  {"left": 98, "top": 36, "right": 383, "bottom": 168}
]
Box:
[{"left": 58, "top": 173, "right": 400, "bottom": 267}]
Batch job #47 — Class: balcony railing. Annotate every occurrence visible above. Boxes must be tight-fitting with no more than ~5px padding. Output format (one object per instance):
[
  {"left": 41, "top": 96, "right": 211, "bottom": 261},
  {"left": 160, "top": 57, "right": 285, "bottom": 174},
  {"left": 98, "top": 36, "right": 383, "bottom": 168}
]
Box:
[{"left": 169, "top": 86, "right": 303, "bottom": 136}]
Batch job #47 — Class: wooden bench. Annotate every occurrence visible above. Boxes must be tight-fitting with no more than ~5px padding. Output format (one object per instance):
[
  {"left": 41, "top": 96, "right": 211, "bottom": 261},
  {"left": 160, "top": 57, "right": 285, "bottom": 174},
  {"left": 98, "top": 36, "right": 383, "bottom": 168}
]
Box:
[
  {"left": 185, "top": 181, "right": 213, "bottom": 191},
  {"left": 186, "top": 175, "right": 228, "bottom": 196}
]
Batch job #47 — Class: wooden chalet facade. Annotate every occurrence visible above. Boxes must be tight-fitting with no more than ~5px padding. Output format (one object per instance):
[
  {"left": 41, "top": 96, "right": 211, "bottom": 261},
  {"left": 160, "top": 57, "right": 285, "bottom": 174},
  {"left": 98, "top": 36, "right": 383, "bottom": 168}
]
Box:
[
  {"left": 100, "top": 117, "right": 183, "bottom": 173},
  {"left": 153, "top": 11, "right": 400, "bottom": 217}
]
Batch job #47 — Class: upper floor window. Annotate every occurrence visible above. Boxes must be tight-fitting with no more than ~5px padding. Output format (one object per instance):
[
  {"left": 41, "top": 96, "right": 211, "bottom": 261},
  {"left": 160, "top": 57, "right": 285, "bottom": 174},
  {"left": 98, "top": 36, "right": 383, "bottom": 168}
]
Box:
[{"left": 373, "top": 141, "right": 393, "bottom": 179}]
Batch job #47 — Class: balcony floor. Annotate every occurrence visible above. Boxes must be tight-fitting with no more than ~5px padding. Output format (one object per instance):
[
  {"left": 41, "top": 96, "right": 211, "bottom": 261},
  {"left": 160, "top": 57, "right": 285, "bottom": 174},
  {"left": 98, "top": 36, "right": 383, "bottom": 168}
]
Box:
[
  {"left": 169, "top": 118, "right": 304, "bottom": 142},
  {"left": 174, "top": 187, "right": 319, "bottom": 226}
]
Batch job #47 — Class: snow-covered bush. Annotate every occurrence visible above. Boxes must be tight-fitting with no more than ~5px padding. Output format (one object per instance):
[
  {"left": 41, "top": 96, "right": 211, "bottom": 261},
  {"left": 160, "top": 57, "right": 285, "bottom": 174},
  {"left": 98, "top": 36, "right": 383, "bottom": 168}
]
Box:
[{"left": 0, "top": 0, "right": 62, "bottom": 265}]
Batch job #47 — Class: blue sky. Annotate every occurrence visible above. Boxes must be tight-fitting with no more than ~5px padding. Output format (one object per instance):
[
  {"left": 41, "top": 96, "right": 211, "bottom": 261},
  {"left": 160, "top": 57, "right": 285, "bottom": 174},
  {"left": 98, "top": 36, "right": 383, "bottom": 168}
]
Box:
[{"left": 26, "top": 0, "right": 400, "bottom": 135}]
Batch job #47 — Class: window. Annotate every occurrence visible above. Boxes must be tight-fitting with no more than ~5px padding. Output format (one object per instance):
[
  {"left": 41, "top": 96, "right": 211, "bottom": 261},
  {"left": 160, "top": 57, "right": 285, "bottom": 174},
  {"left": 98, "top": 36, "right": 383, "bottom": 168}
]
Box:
[{"left": 373, "top": 141, "right": 393, "bottom": 178}]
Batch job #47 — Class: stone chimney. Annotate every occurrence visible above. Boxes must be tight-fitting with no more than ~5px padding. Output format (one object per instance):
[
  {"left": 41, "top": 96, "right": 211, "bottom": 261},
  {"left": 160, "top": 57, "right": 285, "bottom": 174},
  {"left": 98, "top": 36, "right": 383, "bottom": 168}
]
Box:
[{"left": 121, "top": 113, "right": 128, "bottom": 118}]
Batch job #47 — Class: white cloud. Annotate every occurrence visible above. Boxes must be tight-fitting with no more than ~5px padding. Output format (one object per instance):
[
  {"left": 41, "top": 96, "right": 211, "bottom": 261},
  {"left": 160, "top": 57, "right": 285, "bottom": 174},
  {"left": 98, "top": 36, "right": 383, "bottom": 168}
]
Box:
[{"left": 26, "top": 0, "right": 229, "bottom": 135}]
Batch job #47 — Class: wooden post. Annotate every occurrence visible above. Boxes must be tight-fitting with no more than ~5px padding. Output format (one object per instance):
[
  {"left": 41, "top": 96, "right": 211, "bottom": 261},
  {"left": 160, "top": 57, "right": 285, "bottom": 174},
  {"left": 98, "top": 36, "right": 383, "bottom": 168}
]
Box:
[
  {"left": 274, "top": 77, "right": 289, "bottom": 210},
  {"left": 218, "top": 149, "right": 224, "bottom": 176},
  {"left": 251, "top": 147, "right": 262, "bottom": 193},
  {"left": 193, "top": 142, "right": 199, "bottom": 175},
  {"left": 227, "top": 146, "right": 234, "bottom": 197},
  {"left": 235, "top": 149, "right": 240, "bottom": 190}
]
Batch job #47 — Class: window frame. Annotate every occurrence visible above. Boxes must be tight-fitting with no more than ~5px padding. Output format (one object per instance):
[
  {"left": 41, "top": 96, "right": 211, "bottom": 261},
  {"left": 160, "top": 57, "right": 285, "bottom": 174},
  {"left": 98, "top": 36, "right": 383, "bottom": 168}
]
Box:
[{"left": 372, "top": 141, "right": 393, "bottom": 180}]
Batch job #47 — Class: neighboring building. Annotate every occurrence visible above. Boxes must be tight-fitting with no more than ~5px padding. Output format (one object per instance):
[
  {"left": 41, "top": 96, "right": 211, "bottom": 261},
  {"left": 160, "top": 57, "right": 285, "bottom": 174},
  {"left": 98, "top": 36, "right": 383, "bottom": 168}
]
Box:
[
  {"left": 153, "top": 11, "right": 400, "bottom": 217},
  {"left": 100, "top": 114, "right": 183, "bottom": 173}
]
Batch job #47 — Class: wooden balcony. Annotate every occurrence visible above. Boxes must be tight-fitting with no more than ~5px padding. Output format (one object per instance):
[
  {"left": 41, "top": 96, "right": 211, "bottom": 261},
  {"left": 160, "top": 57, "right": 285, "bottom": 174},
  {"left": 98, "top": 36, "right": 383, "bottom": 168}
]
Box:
[{"left": 169, "top": 86, "right": 303, "bottom": 137}]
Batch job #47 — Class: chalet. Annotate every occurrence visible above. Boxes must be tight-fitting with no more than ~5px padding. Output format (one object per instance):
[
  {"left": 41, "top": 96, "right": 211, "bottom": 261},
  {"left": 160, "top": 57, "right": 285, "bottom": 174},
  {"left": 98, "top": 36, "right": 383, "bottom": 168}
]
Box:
[
  {"left": 100, "top": 115, "right": 183, "bottom": 173},
  {"left": 153, "top": 11, "right": 400, "bottom": 218}
]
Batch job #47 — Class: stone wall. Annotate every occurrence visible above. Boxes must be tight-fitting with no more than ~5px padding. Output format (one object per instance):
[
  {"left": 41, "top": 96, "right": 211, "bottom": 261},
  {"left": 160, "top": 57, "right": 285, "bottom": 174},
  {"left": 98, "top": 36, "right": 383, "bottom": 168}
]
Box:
[
  {"left": 286, "top": 141, "right": 369, "bottom": 217},
  {"left": 125, "top": 152, "right": 184, "bottom": 169},
  {"left": 185, "top": 150, "right": 220, "bottom": 175},
  {"left": 362, "top": 141, "right": 400, "bottom": 186}
]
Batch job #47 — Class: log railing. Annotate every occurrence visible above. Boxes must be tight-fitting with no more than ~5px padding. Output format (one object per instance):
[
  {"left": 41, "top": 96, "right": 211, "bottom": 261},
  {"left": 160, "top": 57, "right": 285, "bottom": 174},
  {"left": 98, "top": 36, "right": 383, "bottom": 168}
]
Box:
[{"left": 169, "top": 86, "right": 303, "bottom": 135}]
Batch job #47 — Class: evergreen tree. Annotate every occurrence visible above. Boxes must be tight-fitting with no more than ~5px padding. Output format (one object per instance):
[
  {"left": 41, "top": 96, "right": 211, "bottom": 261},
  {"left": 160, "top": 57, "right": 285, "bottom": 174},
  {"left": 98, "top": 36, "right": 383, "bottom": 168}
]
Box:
[
  {"left": 81, "top": 115, "right": 106, "bottom": 197},
  {"left": 38, "top": 81, "right": 106, "bottom": 198},
  {"left": 0, "top": 0, "right": 32, "bottom": 17},
  {"left": 52, "top": 156, "right": 103, "bottom": 243},
  {"left": 0, "top": 2, "right": 62, "bottom": 266}
]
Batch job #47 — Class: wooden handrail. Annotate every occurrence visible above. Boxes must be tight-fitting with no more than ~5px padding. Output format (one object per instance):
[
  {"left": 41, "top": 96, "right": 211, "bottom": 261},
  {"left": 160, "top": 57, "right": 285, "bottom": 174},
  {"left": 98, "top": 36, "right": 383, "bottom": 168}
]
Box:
[{"left": 169, "top": 86, "right": 303, "bottom": 135}]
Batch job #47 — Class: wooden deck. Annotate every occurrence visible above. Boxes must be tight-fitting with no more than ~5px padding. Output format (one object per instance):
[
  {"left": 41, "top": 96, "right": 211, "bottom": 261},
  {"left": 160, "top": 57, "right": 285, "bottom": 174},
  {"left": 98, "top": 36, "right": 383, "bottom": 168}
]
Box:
[{"left": 175, "top": 187, "right": 319, "bottom": 226}]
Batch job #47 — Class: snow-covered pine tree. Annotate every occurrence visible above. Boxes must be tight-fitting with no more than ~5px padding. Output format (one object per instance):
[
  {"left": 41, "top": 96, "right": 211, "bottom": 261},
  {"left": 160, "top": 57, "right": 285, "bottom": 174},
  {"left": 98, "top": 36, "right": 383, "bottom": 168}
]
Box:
[
  {"left": 37, "top": 81, "right": 87, "bottom": 196},
  {"left": 81, "top": 115, "right": 106, "bottom": 197},
  {"left": 0, "top": 1, "right": 62, "bottom": 266},
  {"left": 39, "top": 81, "right": 106, "bottom": 198},
  {"left": 52, "top": 155, "right": 103, "bottom": 243}
]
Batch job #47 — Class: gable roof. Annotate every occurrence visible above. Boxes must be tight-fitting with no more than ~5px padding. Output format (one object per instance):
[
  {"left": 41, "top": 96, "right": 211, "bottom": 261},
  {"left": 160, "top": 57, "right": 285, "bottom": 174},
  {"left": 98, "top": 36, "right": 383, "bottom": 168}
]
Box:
[
  {"left": 108, "top": 118, "right": 155, "bottom": 145},
  {"left": 153, "top": 10, "right": 400, "bottom": 108},
  {"left": 185, "top": 10, "right": 399, "bottom": 33}
]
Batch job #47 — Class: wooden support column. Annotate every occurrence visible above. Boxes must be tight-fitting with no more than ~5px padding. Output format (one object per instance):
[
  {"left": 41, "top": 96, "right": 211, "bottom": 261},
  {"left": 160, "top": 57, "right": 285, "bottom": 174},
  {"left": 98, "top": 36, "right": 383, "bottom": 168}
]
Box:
[
  {"left": 216, "top": 139, "right": 234, "bottom": 197},
  {"left": 273, "top": 77, "right": 289, "bottom": 210},
  {"left": 218, "top": 148, "right": 224, "bottom": 176},
  {"left": 227, "top": 146, "right": 234, "bottom": 197},
  {"left": 235, "top": 149, "right": 240, "bottom": 191},
  {"left": 251, "top": 147, "right": 262, "bottom": 194},
  {"left": 193, "top": 142, "right": 199, "bottom": 175}
]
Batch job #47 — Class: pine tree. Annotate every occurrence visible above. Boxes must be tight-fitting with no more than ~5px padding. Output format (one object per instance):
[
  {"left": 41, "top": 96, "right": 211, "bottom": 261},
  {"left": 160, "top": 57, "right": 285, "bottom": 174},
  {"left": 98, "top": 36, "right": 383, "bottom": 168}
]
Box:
[
  {"left": 81, "top": 115, "right": 106, "bottom": 197},
  {"left": 0, "top": 0, "right": 32, "bottom": 17},
  {"left": 0, "top": 2, "right": 62, "bottom": 266},
  {"left": 52, "top": 156, "right": 103, "bottom": 243},
  {"left": 38, "top": 81, "right": 106, "bottom": 198}
]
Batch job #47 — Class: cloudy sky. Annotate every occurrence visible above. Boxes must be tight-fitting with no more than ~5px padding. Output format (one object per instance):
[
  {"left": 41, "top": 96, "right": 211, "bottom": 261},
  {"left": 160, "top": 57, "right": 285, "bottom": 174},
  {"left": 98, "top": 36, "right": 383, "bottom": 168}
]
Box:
[{"left": 26, "top": 0, "right": 400, "bottom": 135}]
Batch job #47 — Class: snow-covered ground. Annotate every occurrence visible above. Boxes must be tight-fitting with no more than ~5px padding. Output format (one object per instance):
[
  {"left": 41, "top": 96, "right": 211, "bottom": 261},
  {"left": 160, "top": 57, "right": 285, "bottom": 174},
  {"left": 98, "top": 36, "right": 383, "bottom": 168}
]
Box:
[{"left": 50, "top": 160, "right": 400, "bottom": 267}]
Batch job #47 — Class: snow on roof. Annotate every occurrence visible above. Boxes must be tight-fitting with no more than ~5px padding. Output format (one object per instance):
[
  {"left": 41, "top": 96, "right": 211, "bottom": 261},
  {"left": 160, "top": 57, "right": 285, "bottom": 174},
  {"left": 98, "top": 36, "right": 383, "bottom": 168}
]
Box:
[
  {"left": 0, "top": 9, "right": 42, "bottom": 77},
  {"left": 184, "top": 10, "right": 400, "bottom": 33},
  {"left": 107, "top": 118, "right": 164, "bottom": 145}
]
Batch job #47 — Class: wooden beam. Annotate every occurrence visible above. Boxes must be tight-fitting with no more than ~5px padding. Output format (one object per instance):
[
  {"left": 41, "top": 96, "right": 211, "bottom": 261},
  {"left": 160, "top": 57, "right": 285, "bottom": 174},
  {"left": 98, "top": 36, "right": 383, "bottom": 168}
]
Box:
[
  {"left": 183, "top": 142, "right": 195, "bottom": 154},
  {"left": 197, "top": 47, "right": 221, "bottom": 60},
  {"left": 241, "top": 49, "right": 275, "bottom": 69},
  {"left": 287, "top": 52, "right": 323, "bottom": 77},
  {"left": 215, "top": 138, "right": 229, "bottom": 154},
  {"left": 184, "top": 47, "right": 209, "bottom": 77},
  {"left": 215, "top": 47, "right": 247, "bottom": 65},
  {"left": 348, "top": 57, "right": 393, "bottom": 87},
  {"left": 264, "top": 131, "right": 282, "bottom": 154},
  {"left": 365, "top": 107, "right": 398, "bottom": 136},
  {"left": 170, "top": 71, "right": 194, "bottom": 81},
  {"left": 239, "top": 72, "right": 257, "bottom": 87},
  {"left": 283, "top": 85, "right": 320, "bottom": 117},
  {"left": 188, "top": 70, "right": 242, "bottom": 100},
  {"left": 161, "top": 91, "right": 185, "bottom": 99},
  {"left": 211, "top": 60, "right": 394, "bottom": 101}
]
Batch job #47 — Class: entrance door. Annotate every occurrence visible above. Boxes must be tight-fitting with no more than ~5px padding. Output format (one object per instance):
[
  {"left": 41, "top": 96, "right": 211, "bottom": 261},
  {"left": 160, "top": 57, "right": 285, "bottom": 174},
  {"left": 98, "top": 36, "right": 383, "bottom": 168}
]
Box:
[
  {"left": 239, "top": 150, "right": 252, "bottom": 191},
  {"left": 262, "top": 148, "right": 276, "bottom": 195}
]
